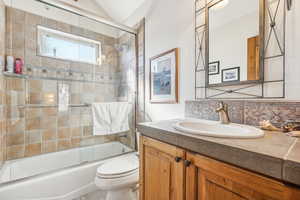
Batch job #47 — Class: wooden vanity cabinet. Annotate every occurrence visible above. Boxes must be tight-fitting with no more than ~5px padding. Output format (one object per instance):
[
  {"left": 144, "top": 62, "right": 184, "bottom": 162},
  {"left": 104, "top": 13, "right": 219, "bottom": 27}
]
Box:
[
  {"left": 139, "top": 136, "right": 300, "bottom": 200},
  {"left": 186, "top": 152, "right": 291, "bottom": 200},
  {"left": 139, "top": 136, "right": 186, "bottom": 200}
]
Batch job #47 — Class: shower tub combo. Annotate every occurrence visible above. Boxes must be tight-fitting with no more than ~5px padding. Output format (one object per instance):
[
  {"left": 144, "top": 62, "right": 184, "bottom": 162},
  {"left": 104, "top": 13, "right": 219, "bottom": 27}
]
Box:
[{"left": 0, "top": 142, "right": 135, "bottom": 200}]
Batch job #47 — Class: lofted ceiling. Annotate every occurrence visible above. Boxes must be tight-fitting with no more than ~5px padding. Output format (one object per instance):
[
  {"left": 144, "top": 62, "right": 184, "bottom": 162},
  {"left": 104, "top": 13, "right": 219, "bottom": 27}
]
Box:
[
  {"left": 93, "top": 0, "right": 147, "bottom": 22},
  {"left": 54, "top": 0, "right": 111, "bottom": 19}
]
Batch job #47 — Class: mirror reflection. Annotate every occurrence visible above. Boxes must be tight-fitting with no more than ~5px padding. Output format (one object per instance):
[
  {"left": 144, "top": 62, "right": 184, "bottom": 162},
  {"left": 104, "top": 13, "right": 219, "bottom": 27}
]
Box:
[{"left": 208, "top": 0, "right": 261, "bottom": 85}]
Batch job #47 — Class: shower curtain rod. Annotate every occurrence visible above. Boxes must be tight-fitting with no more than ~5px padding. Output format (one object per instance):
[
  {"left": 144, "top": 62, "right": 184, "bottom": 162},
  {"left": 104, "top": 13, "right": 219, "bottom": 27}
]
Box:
[{"left": 35, "top": 0, "right": 137, "bottom": 35}]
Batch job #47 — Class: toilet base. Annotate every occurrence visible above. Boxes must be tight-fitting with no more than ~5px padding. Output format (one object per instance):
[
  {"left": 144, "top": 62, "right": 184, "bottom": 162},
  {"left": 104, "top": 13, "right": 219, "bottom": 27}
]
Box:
[{"left": 105, "top": 188, "right": 136, "bottom": 200}]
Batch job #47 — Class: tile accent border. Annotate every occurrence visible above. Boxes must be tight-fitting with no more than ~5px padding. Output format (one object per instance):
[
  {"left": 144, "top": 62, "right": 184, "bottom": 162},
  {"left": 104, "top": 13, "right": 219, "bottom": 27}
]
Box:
[{"left": 186, "top": 100, "right": 300, "bottom": 127}]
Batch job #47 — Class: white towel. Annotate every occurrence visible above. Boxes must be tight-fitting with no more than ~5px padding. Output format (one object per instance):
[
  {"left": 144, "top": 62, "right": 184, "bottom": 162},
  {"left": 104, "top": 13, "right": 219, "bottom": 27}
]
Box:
[
  {"left": 92, "top": 103, "right": 111, "bottom": 135},
  {"left": 92, "top": 102, "right": 130, "bottom": 136},
  {"left": 110, "top": 102, "right": 130, "bottom": 134}
]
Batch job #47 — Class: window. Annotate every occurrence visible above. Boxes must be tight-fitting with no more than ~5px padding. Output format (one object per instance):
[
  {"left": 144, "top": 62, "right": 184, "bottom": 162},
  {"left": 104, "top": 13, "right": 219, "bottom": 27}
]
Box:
[{"left": 37, "top": 26, "right": 101, "bottom": 65}]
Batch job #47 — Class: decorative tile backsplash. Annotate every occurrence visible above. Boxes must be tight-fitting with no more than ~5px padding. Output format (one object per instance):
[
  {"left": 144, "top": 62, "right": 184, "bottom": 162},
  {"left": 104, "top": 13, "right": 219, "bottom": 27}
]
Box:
[{"left": 186, "top": 100, "right": 300, "bottom": 127}]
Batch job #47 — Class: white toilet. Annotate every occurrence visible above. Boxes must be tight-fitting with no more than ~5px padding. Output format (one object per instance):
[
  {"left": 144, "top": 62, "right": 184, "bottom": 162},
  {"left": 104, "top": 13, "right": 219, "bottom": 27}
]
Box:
[{"left": 95, "top": 154, "right": 139, "bottom": 200}]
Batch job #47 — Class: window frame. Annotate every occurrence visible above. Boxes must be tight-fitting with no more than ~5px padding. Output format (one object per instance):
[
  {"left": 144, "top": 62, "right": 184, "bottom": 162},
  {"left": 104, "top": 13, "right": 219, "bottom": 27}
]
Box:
[{"left": 37, "top": 25, "right": 102, "bottom": 65}]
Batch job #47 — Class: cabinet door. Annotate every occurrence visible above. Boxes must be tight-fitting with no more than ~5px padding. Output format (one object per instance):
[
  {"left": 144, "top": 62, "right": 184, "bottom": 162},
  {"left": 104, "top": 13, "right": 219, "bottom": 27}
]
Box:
[
  {"left": 139, "top": 136, "right": 185, "bottom": 200},
  {"left": 186, "top": 152, "right": 292, "bottom": 200}
]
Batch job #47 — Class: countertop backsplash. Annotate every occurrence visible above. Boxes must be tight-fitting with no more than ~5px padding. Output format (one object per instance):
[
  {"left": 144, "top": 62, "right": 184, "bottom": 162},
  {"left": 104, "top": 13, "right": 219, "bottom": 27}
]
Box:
[{"left": 185, "top": 100, "right": 300, "bottom": 128}]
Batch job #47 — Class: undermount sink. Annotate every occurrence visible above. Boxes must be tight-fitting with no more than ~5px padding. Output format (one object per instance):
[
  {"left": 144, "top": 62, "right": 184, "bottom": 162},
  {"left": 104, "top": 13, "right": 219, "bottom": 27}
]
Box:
[{"left": 173, "top": 119, "right": 264, "bottom": 139}]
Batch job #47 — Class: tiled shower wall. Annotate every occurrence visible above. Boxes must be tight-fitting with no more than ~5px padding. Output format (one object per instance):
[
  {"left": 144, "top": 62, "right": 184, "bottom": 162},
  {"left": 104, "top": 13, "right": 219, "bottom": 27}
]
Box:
[
  {"left": 136, "top": 19, "right": 146, "bottom": 123},
  {"left": 3, "top": 7, "right": 134, "bottom": 160},
  {"left": 0, "top": 0, "right": 5, "bottom": 166},
  {"left": 186, "top": 100, "right": 300, "bottom": 127}
]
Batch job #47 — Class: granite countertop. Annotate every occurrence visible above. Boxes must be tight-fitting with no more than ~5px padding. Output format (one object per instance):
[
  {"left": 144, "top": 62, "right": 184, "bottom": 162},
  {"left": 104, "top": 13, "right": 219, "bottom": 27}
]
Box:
[{"left": 137, "top": 119, "right": 300, "bottom": 187}]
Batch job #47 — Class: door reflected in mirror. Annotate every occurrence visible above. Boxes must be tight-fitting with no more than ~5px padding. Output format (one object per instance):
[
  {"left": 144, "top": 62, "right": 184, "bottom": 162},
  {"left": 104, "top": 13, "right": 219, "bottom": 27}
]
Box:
[{"left": 208, "top": 0, "right": 262, "bottom": 86}]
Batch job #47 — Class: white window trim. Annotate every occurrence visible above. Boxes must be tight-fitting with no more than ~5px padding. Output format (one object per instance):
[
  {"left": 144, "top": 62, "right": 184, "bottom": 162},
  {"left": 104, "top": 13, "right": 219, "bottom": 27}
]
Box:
[{"left": 37, "top": 25, "right": 102, "bottom": 65}]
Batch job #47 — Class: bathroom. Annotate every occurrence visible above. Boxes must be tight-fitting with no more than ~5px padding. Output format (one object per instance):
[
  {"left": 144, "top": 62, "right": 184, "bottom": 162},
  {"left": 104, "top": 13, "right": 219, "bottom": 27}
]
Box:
[{"left": 0, "top": 0, "right": 300, "bottom": 200}]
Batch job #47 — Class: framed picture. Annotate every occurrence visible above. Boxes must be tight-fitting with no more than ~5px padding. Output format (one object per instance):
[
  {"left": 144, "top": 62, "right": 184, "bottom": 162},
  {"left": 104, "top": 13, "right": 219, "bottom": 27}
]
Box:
[
  {"left": 150, "top": 48, "right": 179, "bottom": 103},
  {"left": 222, "top": 67, "right": 240, "bottom": 82},
  {"left": 208, "top": 61, "right": 220, "bottom": 75}
]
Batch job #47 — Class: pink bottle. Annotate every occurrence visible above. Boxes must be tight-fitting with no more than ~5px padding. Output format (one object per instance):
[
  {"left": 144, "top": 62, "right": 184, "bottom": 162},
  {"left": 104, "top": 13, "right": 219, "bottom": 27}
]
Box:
[{"left": 14, "top": 58, "right": 23, "bottom": 74}]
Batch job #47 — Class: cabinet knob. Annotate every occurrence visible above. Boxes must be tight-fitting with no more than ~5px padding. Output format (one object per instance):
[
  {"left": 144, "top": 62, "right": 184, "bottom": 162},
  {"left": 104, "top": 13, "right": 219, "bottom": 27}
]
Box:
[
  {"left": 175, "top": 157, "right": 182, "bottom": 163},
  {"left": 184, "top": 160, "right": 192, "bottom": 167}
]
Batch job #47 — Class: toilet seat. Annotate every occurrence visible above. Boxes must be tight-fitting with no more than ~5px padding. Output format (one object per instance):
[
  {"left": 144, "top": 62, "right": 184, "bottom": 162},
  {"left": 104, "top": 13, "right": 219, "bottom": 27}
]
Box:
[
  {"left": 96, "top": 154, "right": 139, "bottom": 179},
  {"left": 95, "top": 154, "right": 139, "bottom": 200}
]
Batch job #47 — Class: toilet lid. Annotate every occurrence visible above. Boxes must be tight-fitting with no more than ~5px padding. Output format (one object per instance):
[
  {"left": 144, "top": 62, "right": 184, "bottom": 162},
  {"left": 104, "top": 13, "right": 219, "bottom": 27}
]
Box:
[{"left": 97, "top": 155, "right": 139, "bottom": 178}]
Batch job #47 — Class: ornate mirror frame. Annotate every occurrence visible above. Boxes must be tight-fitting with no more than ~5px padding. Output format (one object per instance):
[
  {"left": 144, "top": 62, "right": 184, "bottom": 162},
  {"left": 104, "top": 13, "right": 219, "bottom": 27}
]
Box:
[{"left": 195, "top": 0, "right": 287, "bottom": 99}]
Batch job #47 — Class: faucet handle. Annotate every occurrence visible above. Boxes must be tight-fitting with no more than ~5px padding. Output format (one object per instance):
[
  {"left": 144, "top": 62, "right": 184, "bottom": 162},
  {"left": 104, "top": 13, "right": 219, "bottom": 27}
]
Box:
[
  {"left": 216, "top": 101, "right": 225, "bottom": 113},
  {"left": 223, "top": 103, "right": 228, "bottom": 112}
]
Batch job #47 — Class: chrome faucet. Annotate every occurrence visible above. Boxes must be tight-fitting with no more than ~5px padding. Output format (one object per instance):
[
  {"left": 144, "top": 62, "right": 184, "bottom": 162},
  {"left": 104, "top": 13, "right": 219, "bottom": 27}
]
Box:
[{"left": 216, "top": 102, "right": 230, "bottom": 124}]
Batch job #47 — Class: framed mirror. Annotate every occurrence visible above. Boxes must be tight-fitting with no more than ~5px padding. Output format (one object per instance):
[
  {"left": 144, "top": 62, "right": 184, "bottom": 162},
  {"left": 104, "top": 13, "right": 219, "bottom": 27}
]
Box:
[{"left": 206, "top": 0, "right": 265, "bottom": 87}]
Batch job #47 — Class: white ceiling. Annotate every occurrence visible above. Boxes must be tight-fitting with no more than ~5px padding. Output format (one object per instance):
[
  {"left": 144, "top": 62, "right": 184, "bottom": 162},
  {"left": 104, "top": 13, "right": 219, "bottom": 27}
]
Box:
[
  {"left": 210, "top": 0, "right": 259, "bottom": 29},
  {"left": 94, "top": 0, "right": 146, "bottom": 22},
  {"left": 54, "top": 0, "right": 111, "bottom": 19}
]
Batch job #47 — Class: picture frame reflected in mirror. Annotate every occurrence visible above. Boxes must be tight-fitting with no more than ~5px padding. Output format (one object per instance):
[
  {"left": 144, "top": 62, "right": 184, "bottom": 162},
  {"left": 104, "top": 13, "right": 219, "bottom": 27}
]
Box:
[
  {"left": 222, "top": 67, "right": 240, "bottom": 83},
  {"left": 208, "top": 61, "right": 220, "bottom": 75}
]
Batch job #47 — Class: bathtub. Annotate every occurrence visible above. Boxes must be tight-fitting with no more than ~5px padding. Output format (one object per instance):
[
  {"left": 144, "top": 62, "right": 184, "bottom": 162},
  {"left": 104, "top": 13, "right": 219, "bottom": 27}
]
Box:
[{"left": 0, "top": 142, "right": 135, "bottom": 200}]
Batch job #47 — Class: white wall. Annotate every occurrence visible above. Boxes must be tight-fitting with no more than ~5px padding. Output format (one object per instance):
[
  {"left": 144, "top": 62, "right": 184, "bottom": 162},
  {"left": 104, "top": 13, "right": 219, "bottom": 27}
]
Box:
[
  {"left": 209, "top": 11, "right": 258, "bottom": 84},
  {"left": 126, "top": 0, "right": 195, "bottom": 121},
  {"left": 285, "top": 0, "right": 300, "bottom": 100},
  {"left": 126, "top": 0, "right": 300, "bottom": 121}
]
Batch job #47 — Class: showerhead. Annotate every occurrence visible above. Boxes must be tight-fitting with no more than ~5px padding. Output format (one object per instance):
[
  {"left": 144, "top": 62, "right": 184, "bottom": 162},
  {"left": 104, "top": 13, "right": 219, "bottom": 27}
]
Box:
[{"left": 114, "top": 44, "right": 129, "bottom": 52}]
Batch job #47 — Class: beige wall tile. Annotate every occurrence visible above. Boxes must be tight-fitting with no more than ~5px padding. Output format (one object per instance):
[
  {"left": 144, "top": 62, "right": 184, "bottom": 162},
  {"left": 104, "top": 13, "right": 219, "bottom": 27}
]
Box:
[
  {"left": 82, "top": 126, "right": 92, "bottom": 137},
  {"left": 42, "top": 141, "right": 57, "bottom": 153},
  {"left": 71, "top": 127, "right": 81, "bottom": 138},
  {"left": 11, "top": 8, "right": 25, "bottom": 24},
  {"left": 41, "top": 116, "right": 57, "bottom": 129},
  {"left": 41, "top": 57, "right": 57, "bottom": 68},
  {"left": 58, "top": 114, "right": 69, "bottom": 127},
  {"left": 6, "top": 106, "right": 25, "bottom": 119},
  {"left": 29, "top": 93, "right": 42, "bottom": 104},
  {"left": 58, "top": 127, "right": 70, "bottom": 139},
  {"left": 25, "top": 108, "right": 41, "bottom": 119},
  {"left": 42, "top": 92, "right": 57, "bottom": 105},
  {"left": 25, "top": 118, "right": 41, "bottom": 131},
  {"left": 42, "top": 128, "right": 56, "bottom": 141},
  {"left": 25, "top": 12, "right": 41, "bottom": 27},
  {"left": 70, "top": 94, "right": 81, "bottom": 104},
  {"left": 6, "top": 78, "right": 24, "bottom": 91},
  {"left": 6, "top": 118, "right": 24, "bottom": 135},
  {"left": 58, "top": 139, "right": 71, "bottom": 151},
  {"left": 6, "top": 145, "right": 24, "bottom": 160},
  {"left": 25, "top": 131, "right": 41, "bottom": 144},
  {"left": 71, "top": 138, "right": 80, "bottom": 148},
  {"left": 42, "top": 80, "right": 57, "bottom": 92},
  {"left": 5, "top": 91, "right": 25, "bottom": 105},
  {"left": 69, "top": 115, "right": 80, "bottom": 127},
  {"left": 42, "top": 107, "right": 57, "bottom": 116},
  {"left": 28, "top": 80, "right": 42, "bottom": 92},
  {"left": 2, "top": 7, "right": 123, "bottom": 160},
  {"left": 25, "top": 143, "right": 41, "bottom": 157},
  {"left": 56, "top": 22, "right": 71, "bottom": 32},
  {"left": 6, "top": 133, "right": 24, "bottom": 146}
]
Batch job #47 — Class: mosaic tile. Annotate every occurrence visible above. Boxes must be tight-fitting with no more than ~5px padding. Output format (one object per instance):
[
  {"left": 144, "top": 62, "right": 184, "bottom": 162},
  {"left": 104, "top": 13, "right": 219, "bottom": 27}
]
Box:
[{"left": 186, "top": 100, "right": 300, "bottom": 128}]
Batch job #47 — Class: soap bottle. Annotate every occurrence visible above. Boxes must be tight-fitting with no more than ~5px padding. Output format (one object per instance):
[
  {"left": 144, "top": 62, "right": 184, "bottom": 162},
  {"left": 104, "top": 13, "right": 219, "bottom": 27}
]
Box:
[
  {"left": 14, "top": 58, "right": 23, "bottom": 74},
  {"left": 6, "top": 55, "right": 14, "bottom": 73}
]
